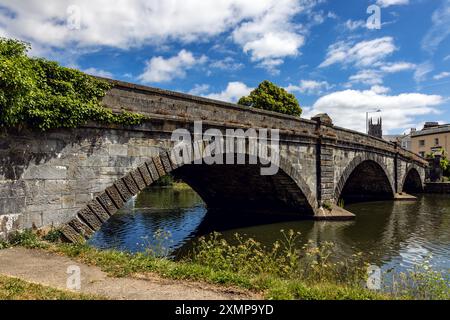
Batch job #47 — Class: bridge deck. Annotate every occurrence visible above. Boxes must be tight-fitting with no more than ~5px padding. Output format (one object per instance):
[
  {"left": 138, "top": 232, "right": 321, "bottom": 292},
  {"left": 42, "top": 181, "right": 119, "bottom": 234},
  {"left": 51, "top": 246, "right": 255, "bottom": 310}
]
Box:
[{"left": 100, "top": 78, "right": 426, "bottom": 166}]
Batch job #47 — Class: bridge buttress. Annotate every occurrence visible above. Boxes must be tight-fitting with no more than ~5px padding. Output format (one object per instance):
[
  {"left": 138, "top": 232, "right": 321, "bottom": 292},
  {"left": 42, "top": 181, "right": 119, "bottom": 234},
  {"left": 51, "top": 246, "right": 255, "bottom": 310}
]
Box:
[
  {"left": 313, "top": 117, "right": 355, "bottom": 220},
  {"left": 394, "top": 143, "right": 400, "bottom": 194}
]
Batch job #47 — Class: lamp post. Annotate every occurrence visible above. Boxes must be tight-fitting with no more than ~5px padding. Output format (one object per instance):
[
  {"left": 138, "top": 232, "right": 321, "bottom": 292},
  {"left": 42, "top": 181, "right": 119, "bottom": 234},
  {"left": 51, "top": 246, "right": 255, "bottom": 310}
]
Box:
[{"left": 366, "top": 109, "right": 382, "bottom": 134}]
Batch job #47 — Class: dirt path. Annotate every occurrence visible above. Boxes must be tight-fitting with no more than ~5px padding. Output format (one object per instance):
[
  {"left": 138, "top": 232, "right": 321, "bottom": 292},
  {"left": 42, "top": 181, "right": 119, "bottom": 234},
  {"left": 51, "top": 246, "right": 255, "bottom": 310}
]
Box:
[{"left": 0, "top": 247, "right": 258, "bottom": 300}]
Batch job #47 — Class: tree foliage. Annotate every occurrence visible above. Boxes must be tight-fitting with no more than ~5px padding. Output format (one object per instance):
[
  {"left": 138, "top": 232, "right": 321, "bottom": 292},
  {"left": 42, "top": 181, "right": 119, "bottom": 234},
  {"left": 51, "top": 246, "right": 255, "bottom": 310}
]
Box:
[
  {"left": 0, "top": 38, "right": 145, "bottom": 131},
  {"left": 238, "top": 80, "right": 302, "bottom": 117},
  {"left": 426, "top": 148, "right": 450, "bottom": 177},
  {"left": 439, "top": 150, "right": 450, "bottom": 177},
  {"left": 441, "top": 157, "right": 450, "bottom": 177}
]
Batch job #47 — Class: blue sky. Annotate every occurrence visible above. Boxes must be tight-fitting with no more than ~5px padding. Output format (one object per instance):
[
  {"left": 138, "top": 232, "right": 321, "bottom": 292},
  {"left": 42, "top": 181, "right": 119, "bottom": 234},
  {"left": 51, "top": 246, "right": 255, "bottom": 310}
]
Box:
[{"left": 0, "top": 0, "right": 449, "bottom": 134}]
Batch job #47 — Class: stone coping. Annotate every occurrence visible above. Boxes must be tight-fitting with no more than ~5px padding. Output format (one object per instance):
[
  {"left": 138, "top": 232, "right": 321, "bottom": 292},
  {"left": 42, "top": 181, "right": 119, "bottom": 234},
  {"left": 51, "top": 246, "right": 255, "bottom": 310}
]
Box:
[{"left": 97, "top": 77, "right": 426, "bottom": 166}]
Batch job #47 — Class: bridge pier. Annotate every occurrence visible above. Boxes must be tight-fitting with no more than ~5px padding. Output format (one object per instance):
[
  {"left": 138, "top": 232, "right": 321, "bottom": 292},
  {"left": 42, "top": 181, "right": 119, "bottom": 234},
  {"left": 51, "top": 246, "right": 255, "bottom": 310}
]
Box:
[
  {"left": 314, "top": 204, "right": 356, "bottom": 220},
  {"left": 394, "top": 193, "right": 417, "bottom": 201}
]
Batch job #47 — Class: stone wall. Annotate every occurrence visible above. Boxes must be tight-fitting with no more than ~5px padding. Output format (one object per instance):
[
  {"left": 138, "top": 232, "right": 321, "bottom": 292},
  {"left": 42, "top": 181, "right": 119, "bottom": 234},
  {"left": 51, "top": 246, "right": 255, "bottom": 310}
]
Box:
[
  {"left": 424, "top": 182, "right": 450, "bottom": 193},
  {"left": 0, "top": 127, "right": 171, "bottom": 238},
  {"left": 0, "top": 125, "right": 320, "bottom": 239},
  {"left": 0, "top": 79, "right": 428, "bottom": 238}
]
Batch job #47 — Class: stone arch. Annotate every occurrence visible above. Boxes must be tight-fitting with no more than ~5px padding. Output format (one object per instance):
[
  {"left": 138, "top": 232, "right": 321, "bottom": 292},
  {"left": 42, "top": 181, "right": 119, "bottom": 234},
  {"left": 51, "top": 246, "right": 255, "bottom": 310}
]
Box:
[
  {"left": 401, "top": 165, "right": 424, "bottom": 194},
  {"left": 334, "top": 154, "right": 395, "bottom": 204},
  {"left": 61, "top": 147, "right": 318, "bottom": 243}
]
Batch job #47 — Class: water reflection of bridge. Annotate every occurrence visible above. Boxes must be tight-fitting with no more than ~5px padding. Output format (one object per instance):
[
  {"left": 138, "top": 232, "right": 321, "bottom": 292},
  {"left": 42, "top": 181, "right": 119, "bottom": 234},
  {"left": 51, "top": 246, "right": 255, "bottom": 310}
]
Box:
[
  {"left": 302, "top": 196, "right": 450, "bottom": 268},
  {"left": 187, "top": 194, "right": 449, "bottom": 269}
]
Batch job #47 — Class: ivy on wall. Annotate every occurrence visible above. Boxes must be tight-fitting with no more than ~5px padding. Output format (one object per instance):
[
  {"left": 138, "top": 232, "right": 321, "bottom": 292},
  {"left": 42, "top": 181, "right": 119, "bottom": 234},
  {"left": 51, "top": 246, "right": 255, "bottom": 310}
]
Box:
[{"left": 0, "top": 38, "right": 145, "bottom": 131}]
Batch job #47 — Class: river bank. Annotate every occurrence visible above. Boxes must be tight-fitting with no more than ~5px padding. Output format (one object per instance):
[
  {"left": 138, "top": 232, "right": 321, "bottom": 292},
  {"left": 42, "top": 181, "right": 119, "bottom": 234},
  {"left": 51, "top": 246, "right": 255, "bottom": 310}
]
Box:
[
  {"left": 424, "top": 182, "right": 450, "bottom": 193},
  {"left": 1, "top": 186, "right": 449, "bottom": 300},
  {"left": 2, "top": 229, "right": 449, "bottom": 300},
  {"left": 0, "top": 274, "right": 102, "bottom": 300},
  {"left": 90, "top": 187, "right": 450, "bottom": 279},
  {"left": 0, "top": 246, "right": 254, "bottom": 300},
  {"left": 0, "top": 230, "right": 390, "bottom": 300}
]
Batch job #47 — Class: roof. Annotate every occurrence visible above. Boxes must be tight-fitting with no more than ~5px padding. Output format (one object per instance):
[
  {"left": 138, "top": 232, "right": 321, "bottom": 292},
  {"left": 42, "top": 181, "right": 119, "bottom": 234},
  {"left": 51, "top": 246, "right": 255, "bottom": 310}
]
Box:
[
  {"left": 383, "top": 134, "right": 411, "bottom": 142},
  {"left": 411, "top": 124, "right": 450, "bottom": 137},
  {"left": 383, "top": 135, "right": 401, "bottom": 142}
]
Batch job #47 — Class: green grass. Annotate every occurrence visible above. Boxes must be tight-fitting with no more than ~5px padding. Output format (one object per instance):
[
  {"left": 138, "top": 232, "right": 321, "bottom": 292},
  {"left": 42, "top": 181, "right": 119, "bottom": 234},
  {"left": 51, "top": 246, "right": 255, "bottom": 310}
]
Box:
[
  {"left": 48, "top": 242, "right": 387, "bottom": 300},
  {"left": 0, "top": 275, "right": 102, "bottom": 300},
  {"left": 4, "top": 229, "right": 448, "bottom": 300},
  {"left": 41, "top": 230, "right": 390, "bottom": 300}
]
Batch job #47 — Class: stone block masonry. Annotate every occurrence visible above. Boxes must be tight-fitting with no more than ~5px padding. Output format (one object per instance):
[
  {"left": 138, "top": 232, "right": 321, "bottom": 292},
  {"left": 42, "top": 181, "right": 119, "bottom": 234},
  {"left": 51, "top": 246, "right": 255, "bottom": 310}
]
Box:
[
  {"left": 0, "top": 79, "right": 428, "bottom": 240},
  {"left": 424, "top": 182, "right": 450, "bottom": 193}
]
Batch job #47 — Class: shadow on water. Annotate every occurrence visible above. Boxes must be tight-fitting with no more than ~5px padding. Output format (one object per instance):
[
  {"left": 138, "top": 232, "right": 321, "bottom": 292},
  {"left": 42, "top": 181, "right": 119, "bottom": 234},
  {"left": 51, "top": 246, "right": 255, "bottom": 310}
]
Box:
[
  {"left": 89, "top": 186, "right": 450, "bottom": 273},
  {"left": 89, "top": 187, "right": 206, "bottom": 254}
]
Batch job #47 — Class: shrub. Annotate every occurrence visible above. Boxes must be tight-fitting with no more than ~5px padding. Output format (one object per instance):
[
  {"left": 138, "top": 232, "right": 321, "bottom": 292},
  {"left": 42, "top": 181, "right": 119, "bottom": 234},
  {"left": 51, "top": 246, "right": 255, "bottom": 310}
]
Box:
[
  {"left": 152, "top": 174, "right": 175, "bottom": 187},
  {"left": 8, "top": 230, "right": 48, "bottom": 249},
  {"left": 42, "top": 228, "right": 63, "bottom": 243},
  {"left": 188, "top": 230, "right": 368, "bottom": 285},
  {"left": 238, "top": 80, "right": 302, "bottom": 116},
  {"left": 386, "top": 258, "right": 450, "bottom": 300},
  {"left": 0, "top": 37, "right": 145, "bottom": 131}
]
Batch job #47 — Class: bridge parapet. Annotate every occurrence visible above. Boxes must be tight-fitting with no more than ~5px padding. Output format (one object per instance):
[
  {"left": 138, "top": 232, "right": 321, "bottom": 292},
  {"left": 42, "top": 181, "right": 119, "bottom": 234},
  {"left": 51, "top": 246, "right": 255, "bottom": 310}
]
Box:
[{"left": 102, "top": 79, "right": 426, "bottom": 167}]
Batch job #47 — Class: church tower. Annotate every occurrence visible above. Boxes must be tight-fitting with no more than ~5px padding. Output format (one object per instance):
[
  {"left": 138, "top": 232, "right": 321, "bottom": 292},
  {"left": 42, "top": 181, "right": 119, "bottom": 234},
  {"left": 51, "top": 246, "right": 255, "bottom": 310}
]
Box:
[{"left": 368, "top": 117, "right": 382, "bottom": 138}]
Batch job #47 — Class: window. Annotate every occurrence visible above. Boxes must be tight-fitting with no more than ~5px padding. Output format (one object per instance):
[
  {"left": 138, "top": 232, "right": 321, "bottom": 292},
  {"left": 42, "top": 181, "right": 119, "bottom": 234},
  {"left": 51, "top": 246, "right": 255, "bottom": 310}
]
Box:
[
  {"left": 435, "top": 138, "right": 439, "bottom": 145},
  {"left": 419, "top": 140, "right": 425, "bottom": 147}
]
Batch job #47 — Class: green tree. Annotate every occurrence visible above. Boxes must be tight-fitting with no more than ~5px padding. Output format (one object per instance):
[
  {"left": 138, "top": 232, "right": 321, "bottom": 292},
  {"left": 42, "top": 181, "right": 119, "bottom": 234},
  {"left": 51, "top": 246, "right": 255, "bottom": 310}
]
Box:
[
  {"left": 0, "top": 38, "right": 144, "bottom": 131},
  {"left": 440, "top": 150, "right": 450, "bottom": 177},
  {"left": 238, "top": 80, "right": 302, "bottom": 117},
  {"left": 428, "top": 148, "right": 450, "bottom": 177},
  {"left": 441, "top": 157, "right": 449, "bottom": 177}
]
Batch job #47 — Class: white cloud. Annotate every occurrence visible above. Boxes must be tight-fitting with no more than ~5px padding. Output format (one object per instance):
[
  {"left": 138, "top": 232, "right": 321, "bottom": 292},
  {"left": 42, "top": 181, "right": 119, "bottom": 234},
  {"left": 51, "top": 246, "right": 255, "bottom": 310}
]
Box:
[
  {"left": 232, "top": 0, "right": 314, "bottom": 70},
  {"left": 188, "top": 84, "right": 210, "bottom": 96},
  {"left": 348, "top": 70, "right": 384, "bottom": 86},
  {"left": 343, "top": 19, "right": 366, "bottom": 31},
  {"left": 304, "top": 89, "right": 443, "bottom": 134},
  {"left": 414, "top": 62, "right": 434, "bottom": 83},
  {"left": 376, "top": 0, "right": 409, "bottom": 7},
  {"left": 83, "top": 67, "right": 113, "bottom": 78},
  {"left": 240, "top": 31, "right": 304, "bottom": 62},
  {"left": 370, "top": 85, "right": 391, "bottom": 94},
  {"left": 379, "top": 62, "right": 416, "bottom": 73},
  {"left": 319, "top": 37, "right": 397, "bottom": 68},
  {"left": 320, "top": 37, "right": 414, "bottom": 88},
  {"left": 205, "top": 82, "right": 253, "bottom": 103},
  {"left": 347, "top": 62, "right": 416, "bottom": 87},
  {"left": 433, "top": 72, "right": 450, "bottom": 80},
  {"left": 286, "top": 80, "right": 332, "bottom": 95},
  {"left": 138, "top": 49, "right": 206, "bottom": 83},
  {"left": 210, "top": 57, "right": 244, "bottom": 71},
  {"left": 0, "top": 0, "right": 320, "bottom": 69},
  {"left": 445, "top": 55, "right": 450, "bottom": 61},
  {"left": 421, "top": 0, "right": 450, "bottom": 53},
  {"left": 327, "top": 12, "right": 338, "bottom": 19},
  {"left": 257, "top": 58, "right": 284, "bottom": 75}
]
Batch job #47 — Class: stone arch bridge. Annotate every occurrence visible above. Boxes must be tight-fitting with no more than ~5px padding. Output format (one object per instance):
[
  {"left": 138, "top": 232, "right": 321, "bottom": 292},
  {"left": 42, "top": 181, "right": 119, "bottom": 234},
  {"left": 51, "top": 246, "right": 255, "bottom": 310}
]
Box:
[{"left": 0, "top": 80, "right": 427, "bottom": 241}]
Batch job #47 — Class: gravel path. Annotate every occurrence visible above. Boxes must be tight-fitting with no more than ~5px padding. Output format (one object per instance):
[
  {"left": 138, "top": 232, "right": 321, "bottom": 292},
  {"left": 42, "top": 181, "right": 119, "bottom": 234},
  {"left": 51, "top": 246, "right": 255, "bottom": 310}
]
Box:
[{"left": 0, "top": 247, "right": 258, "bottom": 300}]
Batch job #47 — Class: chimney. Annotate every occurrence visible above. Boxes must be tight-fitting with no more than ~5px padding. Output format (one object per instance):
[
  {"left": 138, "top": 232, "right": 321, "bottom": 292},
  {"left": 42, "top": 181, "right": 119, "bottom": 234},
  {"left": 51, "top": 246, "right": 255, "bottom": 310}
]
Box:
[{"left": 423, "top": 122, "right": 439, "bottom": 130}]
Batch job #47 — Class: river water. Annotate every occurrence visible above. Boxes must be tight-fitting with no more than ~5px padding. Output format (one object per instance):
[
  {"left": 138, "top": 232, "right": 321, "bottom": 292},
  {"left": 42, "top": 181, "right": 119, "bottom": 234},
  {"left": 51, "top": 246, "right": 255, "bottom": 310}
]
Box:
[{"left": 89, "top": 186, "right": 450, "bottom": 274}]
